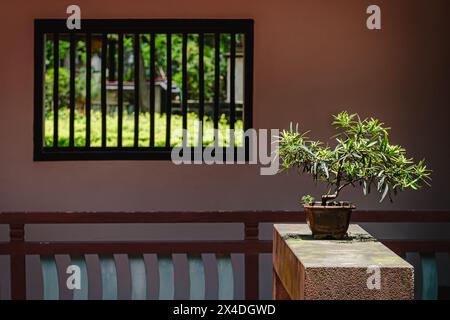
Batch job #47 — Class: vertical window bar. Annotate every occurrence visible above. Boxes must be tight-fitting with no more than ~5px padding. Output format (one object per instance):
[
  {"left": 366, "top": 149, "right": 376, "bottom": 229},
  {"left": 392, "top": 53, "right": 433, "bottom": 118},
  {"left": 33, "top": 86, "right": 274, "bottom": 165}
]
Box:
[
  {"left": 214, "top": 33, "right": 220, "bottom": 133},
  {"left": 198, "top": 33, "right": 204, "bottom": 144},
  {"left": 117, "top": 33, "right": 124, "bottom": 147},
  {"left": 165, "top": 33, "right": 172, "bottom": 147},
  {"left": 101, "top": 33, "right": 107, "bottom": 147},
  {"left": 149, "top": 33, "right": 155, "bottom": 147},
  {"left": 182, "top": 34, "right": 188, "bottom": 135},
  {"left": 53, "top": 33, "right": 59, "bottom": 147},
  {"left": 133, "top": 33, "right": 140, "bottom": 147},
  {"left": 108, "top": 39, "right": 116, "bottom": 81},
  {"left": 85, "top": 33, "right": 91, "bottom": 147},
  {"left": 244, "top": 32, "right": 253, "bottom": 131},
  {"left": 244, "top": 30, "right": 254, "bottom": 161},
  {"left": 69, "top": 33, "right": 76, "bottom": 147},
  {"left": 230, "top": 33, "right": 236, "bottom": 145}
]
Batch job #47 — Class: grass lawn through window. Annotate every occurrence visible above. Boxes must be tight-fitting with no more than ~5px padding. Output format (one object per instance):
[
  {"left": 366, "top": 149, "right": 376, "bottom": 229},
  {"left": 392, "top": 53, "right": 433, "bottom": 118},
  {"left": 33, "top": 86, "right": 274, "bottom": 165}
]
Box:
[{"left": 44, "top": 109, "right": 244, "bottom": 148}]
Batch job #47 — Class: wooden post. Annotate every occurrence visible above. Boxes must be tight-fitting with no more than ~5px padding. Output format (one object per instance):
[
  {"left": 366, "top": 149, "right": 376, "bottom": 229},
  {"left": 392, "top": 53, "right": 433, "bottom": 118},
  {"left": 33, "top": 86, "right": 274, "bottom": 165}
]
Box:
[
  {"left": 244, "top": 222, "right": 259, "bottom": 299},
  {"left": 10, "top": 223, "right": 26, "bottom": 300}
]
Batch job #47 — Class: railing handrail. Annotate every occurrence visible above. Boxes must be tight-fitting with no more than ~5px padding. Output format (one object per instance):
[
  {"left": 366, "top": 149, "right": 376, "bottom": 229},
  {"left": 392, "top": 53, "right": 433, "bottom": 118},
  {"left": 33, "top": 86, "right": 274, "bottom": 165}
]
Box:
[{"left": 1, "top": 210, "right": 450, "bottom": 224}]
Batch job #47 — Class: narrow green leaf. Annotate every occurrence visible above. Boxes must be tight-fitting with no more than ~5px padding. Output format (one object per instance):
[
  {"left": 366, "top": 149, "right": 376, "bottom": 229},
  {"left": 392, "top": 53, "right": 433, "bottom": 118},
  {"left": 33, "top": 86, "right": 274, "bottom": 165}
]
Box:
[{"left": 380, "top": 184, "right": 389, "bottom": 202}]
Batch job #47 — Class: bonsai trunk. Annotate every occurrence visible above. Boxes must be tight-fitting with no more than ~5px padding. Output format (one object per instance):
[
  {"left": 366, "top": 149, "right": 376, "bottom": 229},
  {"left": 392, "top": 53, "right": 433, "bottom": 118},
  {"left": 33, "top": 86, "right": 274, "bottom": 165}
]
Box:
[
  {"left": 321, "top": 193, "right": 338, "bottom": 206},
  {"left": 320, "top": 177, "right": 352, "bottom": 205}
]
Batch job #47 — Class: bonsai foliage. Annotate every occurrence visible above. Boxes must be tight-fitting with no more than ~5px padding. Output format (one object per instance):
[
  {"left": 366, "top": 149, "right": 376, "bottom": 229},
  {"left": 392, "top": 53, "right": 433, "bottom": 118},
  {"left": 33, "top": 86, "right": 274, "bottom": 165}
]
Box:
[{"left": 277, "top": 112, "right": 431, "bottom": 206}]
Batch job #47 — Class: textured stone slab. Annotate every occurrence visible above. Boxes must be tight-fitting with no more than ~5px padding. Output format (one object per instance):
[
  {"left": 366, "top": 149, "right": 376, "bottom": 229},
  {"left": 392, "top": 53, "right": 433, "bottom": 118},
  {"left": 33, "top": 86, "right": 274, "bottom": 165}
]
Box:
[{"left": 273, "top": 224, "right": 414, "bottom": 300}]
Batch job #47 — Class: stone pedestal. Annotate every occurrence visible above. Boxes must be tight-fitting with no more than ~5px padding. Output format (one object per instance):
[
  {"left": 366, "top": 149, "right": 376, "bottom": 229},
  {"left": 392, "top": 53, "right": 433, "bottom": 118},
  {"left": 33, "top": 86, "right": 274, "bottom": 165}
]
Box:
[{"left": 273, "top": 224, "right": 414, "bottom": 300}]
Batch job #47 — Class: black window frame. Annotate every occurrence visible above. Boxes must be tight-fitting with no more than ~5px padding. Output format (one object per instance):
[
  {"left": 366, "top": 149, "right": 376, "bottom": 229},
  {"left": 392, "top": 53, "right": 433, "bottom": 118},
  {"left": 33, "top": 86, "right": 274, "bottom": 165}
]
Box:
[{"left": 34, "top": 19, "right": 254, "bottom": 161}]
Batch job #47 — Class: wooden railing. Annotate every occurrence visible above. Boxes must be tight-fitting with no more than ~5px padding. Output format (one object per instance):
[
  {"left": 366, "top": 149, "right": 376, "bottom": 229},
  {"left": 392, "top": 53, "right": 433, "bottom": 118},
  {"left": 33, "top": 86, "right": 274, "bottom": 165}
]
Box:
[{"left": 0, "top": 211, "right": 449, "bottom": 300}]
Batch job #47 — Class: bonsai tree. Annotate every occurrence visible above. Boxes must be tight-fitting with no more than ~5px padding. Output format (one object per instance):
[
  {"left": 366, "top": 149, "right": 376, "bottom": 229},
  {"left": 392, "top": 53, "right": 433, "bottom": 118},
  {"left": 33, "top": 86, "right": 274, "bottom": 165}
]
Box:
[{"left": 277, "top": 111, "right": 431, "bottom": 206}]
